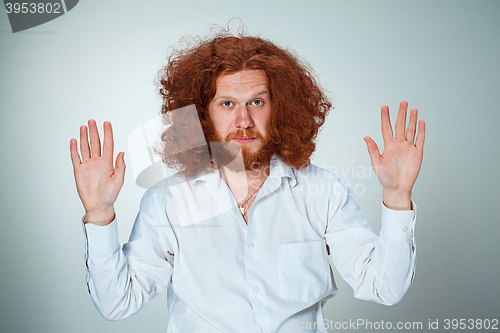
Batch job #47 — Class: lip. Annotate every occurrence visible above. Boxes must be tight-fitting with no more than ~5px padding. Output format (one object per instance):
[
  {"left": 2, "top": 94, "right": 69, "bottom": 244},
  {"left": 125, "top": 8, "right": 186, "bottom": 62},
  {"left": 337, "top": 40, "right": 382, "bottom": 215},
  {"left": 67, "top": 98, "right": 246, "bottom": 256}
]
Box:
[{"left": 231, "top": 137, "right": 256, "bottom": 144}]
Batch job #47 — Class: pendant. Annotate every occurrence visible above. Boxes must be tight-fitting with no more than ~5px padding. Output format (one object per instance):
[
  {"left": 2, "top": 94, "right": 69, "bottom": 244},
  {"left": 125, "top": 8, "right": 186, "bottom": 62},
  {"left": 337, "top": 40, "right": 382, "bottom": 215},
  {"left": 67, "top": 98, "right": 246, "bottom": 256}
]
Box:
[{"left": 239, "top": 207, "right": 245, "bottom": 215}]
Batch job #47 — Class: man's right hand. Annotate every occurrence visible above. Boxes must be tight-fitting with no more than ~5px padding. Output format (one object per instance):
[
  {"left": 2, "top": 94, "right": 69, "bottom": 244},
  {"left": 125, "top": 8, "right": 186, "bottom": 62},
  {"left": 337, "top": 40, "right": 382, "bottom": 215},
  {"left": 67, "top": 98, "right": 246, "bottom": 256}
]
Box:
[{"left": 70, "top": 120, "right": 125, "bottom": 226}]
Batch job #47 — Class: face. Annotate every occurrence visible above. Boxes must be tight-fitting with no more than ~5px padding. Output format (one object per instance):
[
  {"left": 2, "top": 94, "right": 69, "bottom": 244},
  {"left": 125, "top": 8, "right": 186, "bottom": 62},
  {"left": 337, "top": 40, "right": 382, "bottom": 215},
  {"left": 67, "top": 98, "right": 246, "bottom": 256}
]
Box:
[{"left": 208, "top": 70, "right": 273, "bottom": 169}]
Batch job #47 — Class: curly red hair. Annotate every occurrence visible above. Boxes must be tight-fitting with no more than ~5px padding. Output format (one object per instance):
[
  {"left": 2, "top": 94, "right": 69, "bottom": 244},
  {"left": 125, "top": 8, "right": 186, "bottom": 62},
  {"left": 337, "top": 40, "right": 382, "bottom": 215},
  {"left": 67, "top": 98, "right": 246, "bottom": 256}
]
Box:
[{"left": 156, "top": 31, "right": 332, "bottom": 176}]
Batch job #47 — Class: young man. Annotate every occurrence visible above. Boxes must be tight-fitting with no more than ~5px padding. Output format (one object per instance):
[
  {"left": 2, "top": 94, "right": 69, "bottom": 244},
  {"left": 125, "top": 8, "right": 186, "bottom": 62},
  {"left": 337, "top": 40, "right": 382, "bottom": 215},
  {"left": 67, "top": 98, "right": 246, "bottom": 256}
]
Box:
[{"left": 70, "top": 34, "right": 425, "bottom": 332}]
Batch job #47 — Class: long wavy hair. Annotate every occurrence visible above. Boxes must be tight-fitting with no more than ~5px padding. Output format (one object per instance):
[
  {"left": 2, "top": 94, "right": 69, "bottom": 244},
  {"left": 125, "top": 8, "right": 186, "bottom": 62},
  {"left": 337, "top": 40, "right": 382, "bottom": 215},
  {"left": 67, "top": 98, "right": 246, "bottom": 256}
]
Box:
[{"left": 156, "top": 30, "right": 332, "bottom": 177}]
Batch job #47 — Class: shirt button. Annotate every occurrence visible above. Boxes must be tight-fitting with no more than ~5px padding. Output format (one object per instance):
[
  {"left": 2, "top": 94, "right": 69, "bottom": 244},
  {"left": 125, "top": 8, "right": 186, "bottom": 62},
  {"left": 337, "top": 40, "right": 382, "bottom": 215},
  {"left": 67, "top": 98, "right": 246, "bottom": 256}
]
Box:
[
  {"left": 262, "top": 329, "right": 267, "bottom": 333},
  {"left": 402, "top": 226, "right": 408, "bottom": 232},
  {"left": 254, "top": 287, "right": 259, "bottom": 293},
  {"left": 249, "top": 243, "right": 255, "bottom": 249}
]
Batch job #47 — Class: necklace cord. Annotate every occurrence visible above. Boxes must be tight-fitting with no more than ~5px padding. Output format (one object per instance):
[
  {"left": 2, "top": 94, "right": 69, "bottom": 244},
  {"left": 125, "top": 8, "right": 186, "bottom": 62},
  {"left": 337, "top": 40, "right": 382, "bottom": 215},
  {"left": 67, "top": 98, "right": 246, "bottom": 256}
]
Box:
[{"left": 238, "top": 181, "right": 265, "bottom": 215}]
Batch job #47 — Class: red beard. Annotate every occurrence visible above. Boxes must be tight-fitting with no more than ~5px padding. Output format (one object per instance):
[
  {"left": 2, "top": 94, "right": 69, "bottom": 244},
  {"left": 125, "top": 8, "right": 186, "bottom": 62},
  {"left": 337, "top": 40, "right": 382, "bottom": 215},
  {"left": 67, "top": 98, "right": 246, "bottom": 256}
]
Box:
[{"left": 204, "top": 119, "right": 275, "bottom": 171}]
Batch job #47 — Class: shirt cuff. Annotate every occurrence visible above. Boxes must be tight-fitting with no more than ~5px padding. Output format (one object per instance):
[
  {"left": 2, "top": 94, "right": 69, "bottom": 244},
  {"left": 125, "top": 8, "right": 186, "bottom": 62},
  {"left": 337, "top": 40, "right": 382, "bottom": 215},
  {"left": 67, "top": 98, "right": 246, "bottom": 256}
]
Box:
[
  {"left": 84, "top": 218, "right": 120, "bottom": 257},
  {"left": 379, "top": 201, "right": 417, "bottom": 242}
]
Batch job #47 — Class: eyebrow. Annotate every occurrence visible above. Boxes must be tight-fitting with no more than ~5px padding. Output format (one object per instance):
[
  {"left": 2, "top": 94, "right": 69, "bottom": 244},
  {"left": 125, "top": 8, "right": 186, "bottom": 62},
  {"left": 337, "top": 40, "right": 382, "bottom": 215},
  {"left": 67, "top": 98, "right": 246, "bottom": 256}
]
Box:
[{"left": 213, "top": 90, "right": 270, "bottom": 102}]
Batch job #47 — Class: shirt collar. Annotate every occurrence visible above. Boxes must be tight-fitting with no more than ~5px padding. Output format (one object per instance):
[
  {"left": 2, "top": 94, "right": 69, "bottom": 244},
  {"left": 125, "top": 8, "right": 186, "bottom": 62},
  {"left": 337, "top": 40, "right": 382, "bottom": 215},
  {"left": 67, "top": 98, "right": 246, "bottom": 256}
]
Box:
[
  {"left": 189, "top": 168, "right": 220, "bottom": 189},
  {"left": 268, "top": 155, "right": 297, "bottom": 188},
  {"left": 188, "top": 155, "right": 297, "bottom": 188}
]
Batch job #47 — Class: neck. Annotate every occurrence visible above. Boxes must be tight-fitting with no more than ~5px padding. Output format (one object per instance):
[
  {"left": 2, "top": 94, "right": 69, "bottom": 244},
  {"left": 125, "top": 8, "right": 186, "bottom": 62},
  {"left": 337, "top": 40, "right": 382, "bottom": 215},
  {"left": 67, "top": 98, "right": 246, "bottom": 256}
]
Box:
[{"left": 219, "top": 159, "right": 270, "bottom": 203}]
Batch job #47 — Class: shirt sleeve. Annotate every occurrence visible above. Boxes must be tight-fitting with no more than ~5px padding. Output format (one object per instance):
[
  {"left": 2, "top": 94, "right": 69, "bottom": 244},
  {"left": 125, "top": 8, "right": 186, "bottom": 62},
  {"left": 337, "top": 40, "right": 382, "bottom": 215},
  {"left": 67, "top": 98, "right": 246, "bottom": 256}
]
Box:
[
  {"left": 324, "top": 179, "right": 417, "bottom": 306},
  {"left": 82, "top": 189, "right": 176, "bottom": 320}
]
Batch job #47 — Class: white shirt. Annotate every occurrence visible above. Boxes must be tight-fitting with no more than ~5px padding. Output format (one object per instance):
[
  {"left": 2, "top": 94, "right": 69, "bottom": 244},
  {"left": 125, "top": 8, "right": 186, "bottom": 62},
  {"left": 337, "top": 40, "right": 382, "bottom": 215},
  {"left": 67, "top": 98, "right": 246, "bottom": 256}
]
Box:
[{"left": 83, "top": 156, "right": 416, "bottom": 333}]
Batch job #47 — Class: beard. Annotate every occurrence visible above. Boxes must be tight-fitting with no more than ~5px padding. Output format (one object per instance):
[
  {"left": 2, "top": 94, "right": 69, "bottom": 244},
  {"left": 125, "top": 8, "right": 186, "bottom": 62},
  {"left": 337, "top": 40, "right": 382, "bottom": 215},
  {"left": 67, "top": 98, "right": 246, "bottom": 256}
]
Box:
[{"left": 204, "top": 118, "right": 275, "bottom": 171}]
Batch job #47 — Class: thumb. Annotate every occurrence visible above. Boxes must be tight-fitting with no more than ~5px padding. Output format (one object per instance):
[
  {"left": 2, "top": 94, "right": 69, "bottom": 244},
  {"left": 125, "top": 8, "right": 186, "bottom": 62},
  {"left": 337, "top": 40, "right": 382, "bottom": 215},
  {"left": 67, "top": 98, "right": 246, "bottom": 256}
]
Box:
[
  {"left": 115, "top": 152, "right": 126, "bottom": 182},
  {"left": 363, "top": 136, "right": 380, "bottom": 168}
]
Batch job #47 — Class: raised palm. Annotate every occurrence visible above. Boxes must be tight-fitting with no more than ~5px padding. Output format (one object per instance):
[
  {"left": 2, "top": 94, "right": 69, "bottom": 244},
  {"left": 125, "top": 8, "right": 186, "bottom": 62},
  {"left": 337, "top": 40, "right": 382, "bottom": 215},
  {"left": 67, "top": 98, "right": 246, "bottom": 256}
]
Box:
[
  {"left": 364, "top": 101, "right": 425, "bottom": 195},
  {"left": 70, "top": 120, "right": 125, "bottom": 225}
]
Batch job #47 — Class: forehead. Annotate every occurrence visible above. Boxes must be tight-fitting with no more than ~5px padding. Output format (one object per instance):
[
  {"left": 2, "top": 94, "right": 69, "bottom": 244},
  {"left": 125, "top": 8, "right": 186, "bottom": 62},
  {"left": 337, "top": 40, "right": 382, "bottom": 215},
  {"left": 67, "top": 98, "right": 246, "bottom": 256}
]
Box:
[{"left": 215, "top": 70, "right": 268, "bottom": 95}]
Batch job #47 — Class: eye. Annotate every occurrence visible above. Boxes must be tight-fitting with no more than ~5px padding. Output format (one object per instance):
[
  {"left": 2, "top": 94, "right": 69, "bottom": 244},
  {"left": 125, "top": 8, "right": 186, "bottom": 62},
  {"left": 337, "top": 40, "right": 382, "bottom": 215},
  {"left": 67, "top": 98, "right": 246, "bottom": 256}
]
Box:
[
  {"left": 251, "top": 99, "right": 263, "bottom": 106},
  {"left": 222, "top": 101, "right": 233, "bottom": 107}
]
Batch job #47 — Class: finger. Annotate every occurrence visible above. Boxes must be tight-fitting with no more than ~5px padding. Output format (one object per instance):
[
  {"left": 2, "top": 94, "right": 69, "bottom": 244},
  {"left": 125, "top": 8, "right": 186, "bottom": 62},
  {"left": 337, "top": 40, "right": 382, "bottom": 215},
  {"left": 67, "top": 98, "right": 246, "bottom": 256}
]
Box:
[
  {"left": 70, "top": 138, "right": 82, "bottom": 167},
  {"left": 114, "top": 152, "right": 126, "bottom": 182},
  {"left": 381, "top": 105, "right": 393, "bottom": 142},
  {"left": 395, "top": 101, "right": 408, "bottom": 139},
  {"left": 88, "top": 119, "right": 101, "bottom": 157},
  {"left": 102, "top": 121, "right": 114, "bottom": 160},
  {"left": 80, "top": 125, "right": 91, "bottom": 160},
  {"left": 364, "top": 136, "right": 381, "bottom": 169},
  {"left": 406, "top": 108, "right": 418, "bottom": 143},
  {"left": 415, "top": 120, "right": 426, "bottom": 151}
]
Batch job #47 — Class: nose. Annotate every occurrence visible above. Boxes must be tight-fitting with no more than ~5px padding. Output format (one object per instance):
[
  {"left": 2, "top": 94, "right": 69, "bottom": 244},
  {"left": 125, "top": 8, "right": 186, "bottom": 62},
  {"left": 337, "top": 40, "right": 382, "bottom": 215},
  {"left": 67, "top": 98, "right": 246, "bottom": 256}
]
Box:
[{"left": 234, "top": 105, "right": 254, "bottom": 129}]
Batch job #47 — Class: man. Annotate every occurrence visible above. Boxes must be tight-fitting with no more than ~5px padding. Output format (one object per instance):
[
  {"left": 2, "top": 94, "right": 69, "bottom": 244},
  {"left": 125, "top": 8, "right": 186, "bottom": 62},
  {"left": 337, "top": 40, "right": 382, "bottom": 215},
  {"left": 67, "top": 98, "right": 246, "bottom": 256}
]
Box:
[{"left": 70, "top": 33, "right": 425, "bottom": 332}]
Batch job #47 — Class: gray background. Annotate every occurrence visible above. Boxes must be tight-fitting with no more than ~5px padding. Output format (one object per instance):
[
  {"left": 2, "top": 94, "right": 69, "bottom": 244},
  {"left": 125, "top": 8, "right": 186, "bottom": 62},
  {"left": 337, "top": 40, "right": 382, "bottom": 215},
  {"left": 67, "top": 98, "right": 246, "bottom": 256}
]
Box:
[{"left": 1, "top": 0, "right": 499, "bottom": 332}]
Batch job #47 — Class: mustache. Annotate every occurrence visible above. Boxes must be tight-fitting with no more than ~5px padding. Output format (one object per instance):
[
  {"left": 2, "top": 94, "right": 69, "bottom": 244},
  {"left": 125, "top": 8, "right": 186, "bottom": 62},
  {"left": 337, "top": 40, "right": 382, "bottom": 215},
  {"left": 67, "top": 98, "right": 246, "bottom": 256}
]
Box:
[{"left": 224, "top": 129, "right": 263, "bottom": 141}]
